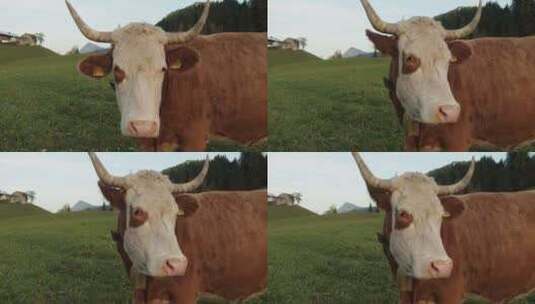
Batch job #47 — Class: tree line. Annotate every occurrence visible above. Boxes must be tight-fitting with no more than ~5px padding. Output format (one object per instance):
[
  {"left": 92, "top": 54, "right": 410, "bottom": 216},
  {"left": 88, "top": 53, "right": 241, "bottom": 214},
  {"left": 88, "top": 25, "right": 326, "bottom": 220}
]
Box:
[
  {"left": 428, "top": 152, "right": 535, "bottom": 192},
  {"left": 163, "top": 152, "right": 267, "bottom": 191},
  {"left": 157, "top": 0, "right": 267, "bottom": 34},
  {"left": 437, "top": 0, "right": 535, "bottom": 37}
]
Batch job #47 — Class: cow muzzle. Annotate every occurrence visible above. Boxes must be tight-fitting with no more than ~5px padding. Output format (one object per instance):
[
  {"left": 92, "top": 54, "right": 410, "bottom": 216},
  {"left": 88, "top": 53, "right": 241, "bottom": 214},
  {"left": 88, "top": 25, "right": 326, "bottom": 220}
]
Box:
[{"left": 126, "top": 120, "right": 160, "bottom": 138}]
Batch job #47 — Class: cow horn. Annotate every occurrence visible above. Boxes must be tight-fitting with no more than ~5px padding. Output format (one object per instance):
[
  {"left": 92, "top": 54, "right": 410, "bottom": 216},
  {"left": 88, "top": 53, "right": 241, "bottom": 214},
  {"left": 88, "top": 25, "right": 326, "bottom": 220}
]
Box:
[
  {"left": 88, "top": 152, "right": 128, "bottom": 188},
  {"left": 352, "top": 152, "right": 394, "bottom": 191},
  {"left": 66, "top": 0, "right": 113, "bottom": 43},
  {"left": 360, "top": 0, "right": 401, "bottom": 36},
  {"left": 166, "top": 0, "right": 211, "bottom": 44},
  {"left": 437, "top": 158, "right": 475, "bottom": 195},
  {"left": 444, "top": 0, "right": 483, "bottom": 40},
  {"left": 171, "top": 156, "right": 210, "bottom": 193}
]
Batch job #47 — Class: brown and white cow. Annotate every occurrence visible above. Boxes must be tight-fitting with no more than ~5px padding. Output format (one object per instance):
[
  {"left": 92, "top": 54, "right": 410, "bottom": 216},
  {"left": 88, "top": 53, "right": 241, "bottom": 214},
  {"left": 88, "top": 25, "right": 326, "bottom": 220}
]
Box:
[
  {"left": 88, "top": 153, "right": 267, "bottom": 303},
  {"left": 351, "top": 153, "right": 535, "bottom": 303},
  {"left": 67, "top": 1, "right": 267, "bottom": 151},
  {"left": 361, "top": 0, "right": 535, "bottom": 151}
]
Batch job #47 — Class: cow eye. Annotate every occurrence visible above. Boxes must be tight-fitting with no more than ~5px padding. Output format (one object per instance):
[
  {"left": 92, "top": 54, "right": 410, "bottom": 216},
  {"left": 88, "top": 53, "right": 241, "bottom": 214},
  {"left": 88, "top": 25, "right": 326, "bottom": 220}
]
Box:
[
  {"left": 395, "top": 209, "right": 414, "bottom": 229},
  {"left": 130, "top": 207, "right": 148, "bottom": 227},
  {"left": 114, "top": 66, "right": 126, "bottom": 84},
  {"left": 402, "top": 54, "right": 421, "bottom": 74}
]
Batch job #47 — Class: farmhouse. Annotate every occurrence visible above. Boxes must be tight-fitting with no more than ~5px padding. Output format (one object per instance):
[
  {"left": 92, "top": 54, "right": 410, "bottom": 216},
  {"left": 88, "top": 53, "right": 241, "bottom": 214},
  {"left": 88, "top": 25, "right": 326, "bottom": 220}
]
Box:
[
  {"left": 0, "top": 31, "right": 18, "bottom": 43},
  {"left": 268, "top": 193, "right": 301, "bottom": 206},
  {"left": 0, "top": 31, "right": 38, "bottom": 46},
  {"left": 0, "top": 191, "right": 29, "bottom": 204},
  {"left": 268, "top": 36, "right": 302, "bottom": 51}
]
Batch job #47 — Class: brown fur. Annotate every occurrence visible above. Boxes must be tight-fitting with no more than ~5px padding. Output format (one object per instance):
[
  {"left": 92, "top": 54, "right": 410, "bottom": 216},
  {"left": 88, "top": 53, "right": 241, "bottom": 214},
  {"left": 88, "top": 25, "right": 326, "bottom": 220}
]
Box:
[
  {"left": 101, "top": 184, "right": 268, "bottom": 304},
  {"left": 368, "top": 30, "right": 535, "bottom": 151},
  {"left": 368, "top": 184, "right": 535, "bottom": 303},
  {"left": 137, "top": 32, "right": 267, "bottom": 151}
]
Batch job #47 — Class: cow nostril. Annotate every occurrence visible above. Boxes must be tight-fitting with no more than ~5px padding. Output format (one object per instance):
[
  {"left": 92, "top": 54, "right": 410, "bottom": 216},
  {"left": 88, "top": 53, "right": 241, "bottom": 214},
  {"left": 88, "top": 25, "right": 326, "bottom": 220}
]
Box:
[{"left": 166, "top": 260, "right": 175, "bottom": 271}]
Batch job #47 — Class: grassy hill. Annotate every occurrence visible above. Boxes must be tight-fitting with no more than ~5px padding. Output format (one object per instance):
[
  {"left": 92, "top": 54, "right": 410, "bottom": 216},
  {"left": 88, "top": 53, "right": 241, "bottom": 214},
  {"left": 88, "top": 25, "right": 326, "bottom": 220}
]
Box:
[
  {"left": 268, "top": 53, "right": 402, "bottom": 151},
  {"left": 268, "top": 49, "right": 322, "bottom": 68},
  {"left": 0, "top": 45, "right": 57, "bottom": 65},
  {"left": 0, "top": 200, "right": 50, "bottom": 220},
  {"left": 0, "top": 46, "right": 260, "bottom": 151},
  {"left": 268, "top": 205, "right": 317, "bottom": 220}
]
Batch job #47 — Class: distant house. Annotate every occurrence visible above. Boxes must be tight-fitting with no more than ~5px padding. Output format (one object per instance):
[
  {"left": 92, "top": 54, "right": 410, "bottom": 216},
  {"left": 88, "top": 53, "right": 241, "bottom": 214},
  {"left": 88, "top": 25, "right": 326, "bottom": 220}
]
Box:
[
  {"left": 10, "top": 191, "right": 29, "bottom": 204},
  {"left": 268, "top": 193, "right": 302, "bottom": 206},
  {"left": 268, "top": 37, "right": 301, "bottom": 51},
  {"left": 0, "top": 31, "right": 18, "bottom": 44},
  {"left": 18, "top": 33, "right": 37, "bottom": 46},
  {"left": 281, "top": 38, "right": 300, "bottom": 51},
  {"left": 0, "top": 191, "right": 29, "bottom": 204},
  {"left": 268, "top": 36, "right": 282, "bottom": 48},
  {"left": 0, "top": 31, "right": 37, "bottom": 46}
]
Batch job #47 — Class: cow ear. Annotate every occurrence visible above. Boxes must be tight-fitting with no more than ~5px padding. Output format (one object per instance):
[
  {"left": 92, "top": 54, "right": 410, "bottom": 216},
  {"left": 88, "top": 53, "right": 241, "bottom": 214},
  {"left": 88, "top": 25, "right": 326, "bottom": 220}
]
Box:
[
  {"left": 448, "top": 40, "right": 472, "bottom": 64},
  {"left": 366, "top": 30, "right": 397, "bottom": 56},
  {"left": 440, "top": 196, "right": 466, "bottom": 219},
  {"left": 366, "top": 184, "right": 392, "bottom": 212},
  {"left": 174, "top": 194, "right": 200, "bottom": 217},
  {"left": 78, "top": 54, "right": 112, "bottom": 79},
  {"left": 98, "top": 181, "right": 126, "bottom": 211},
  {"left": 166, "top": 47, "right": 200, "bottom": 72}
]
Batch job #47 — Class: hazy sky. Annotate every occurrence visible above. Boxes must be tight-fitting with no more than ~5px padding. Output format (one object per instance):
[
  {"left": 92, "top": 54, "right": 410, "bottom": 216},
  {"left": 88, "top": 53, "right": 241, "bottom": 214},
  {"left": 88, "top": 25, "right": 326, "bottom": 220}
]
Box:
[
  {"left": 268, "top": 153, "right": 506, "bottom": 214},
  {"left": 269, "top": 0, "right": 512, "bottom": 58},
  {"left": 0, "top": 152, "right": 238, "bottom": 213},
  {"left": 0, "top": 0, "right": 204, "bottom": 54}
]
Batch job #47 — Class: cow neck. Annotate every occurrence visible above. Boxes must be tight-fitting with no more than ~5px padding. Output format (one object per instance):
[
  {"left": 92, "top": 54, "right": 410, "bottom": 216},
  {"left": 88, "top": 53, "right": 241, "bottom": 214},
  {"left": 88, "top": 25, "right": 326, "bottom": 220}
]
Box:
[{"left": 403, "top": 113, "right": 423, "bottom": 142}]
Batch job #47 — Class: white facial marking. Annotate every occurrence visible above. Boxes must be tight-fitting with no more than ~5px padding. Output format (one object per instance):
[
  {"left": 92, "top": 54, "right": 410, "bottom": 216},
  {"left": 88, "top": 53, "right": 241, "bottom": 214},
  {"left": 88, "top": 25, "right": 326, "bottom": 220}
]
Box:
[
  {"left": 388, "top": 173, "right": 452, "bottom": 279},
  {"left": 395, "top": 17, "right": 460, "bottom": 124},
  {"left": 111, "top": 24, "right": 168, "bottom": 138},
  {"left": 121, "top": 170, "right": 187, "bottom": 277}
]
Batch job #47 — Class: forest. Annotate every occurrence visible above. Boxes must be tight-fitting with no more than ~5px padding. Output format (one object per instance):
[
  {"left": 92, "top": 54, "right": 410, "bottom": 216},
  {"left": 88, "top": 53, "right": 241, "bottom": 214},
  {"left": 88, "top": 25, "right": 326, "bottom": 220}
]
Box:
[
  {"left": 437, "top": 0, "right": 535, "bottom": 37},
  {"left": 163, "top": 152, "right": 267, "bottom": 191},
  {"left": 429, "top": 152, "right": 535, "bottom": 192},
  {"left": 157, "top": 0, "right": 267, "bottom": 34}
]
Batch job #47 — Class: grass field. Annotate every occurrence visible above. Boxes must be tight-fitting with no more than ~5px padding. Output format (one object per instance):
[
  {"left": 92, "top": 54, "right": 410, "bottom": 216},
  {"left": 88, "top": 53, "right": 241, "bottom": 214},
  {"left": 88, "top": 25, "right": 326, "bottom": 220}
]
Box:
[
  {"left": 268, "top": 49, "right": 403, "bottom": 151},
  {"left": 0, "top": 201, "right": 266, "bottom": 303},
  {"left": 0, "top": 45, "right": 261, "bottom": 151},
  {"left": 266, "top": 205, "right": 535, "bottom": 304}
]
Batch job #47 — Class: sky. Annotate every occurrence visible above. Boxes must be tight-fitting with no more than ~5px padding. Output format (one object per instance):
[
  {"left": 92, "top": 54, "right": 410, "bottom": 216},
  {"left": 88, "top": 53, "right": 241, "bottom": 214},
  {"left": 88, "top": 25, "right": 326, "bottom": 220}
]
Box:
[
  {"left": 268, "top": 152, "right": 506, "bottom": 214},
  {"left": 269, "top": 0, "right": 512, "bottom": 58},
  {"left": 0, "top": 0, "right": 203, "bottom": 54},
  {"left": 0, "top": 152, "right": 238, "bottom": 213}
]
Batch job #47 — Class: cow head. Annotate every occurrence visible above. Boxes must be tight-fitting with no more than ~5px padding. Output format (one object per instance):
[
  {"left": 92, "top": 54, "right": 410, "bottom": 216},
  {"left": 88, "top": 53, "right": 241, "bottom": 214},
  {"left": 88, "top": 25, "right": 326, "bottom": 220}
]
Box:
[
  {"left": 66, "top": 1, "right": 210, "bottom": 138},
  {"left": 351, "top": 153, "right": 474, "bottom": 280},
  {"left": 88, "top": 152, "right": 209, "bottom": 277},
  {"left": 361, "top": 0, "right": 482, "bottom": 124}
]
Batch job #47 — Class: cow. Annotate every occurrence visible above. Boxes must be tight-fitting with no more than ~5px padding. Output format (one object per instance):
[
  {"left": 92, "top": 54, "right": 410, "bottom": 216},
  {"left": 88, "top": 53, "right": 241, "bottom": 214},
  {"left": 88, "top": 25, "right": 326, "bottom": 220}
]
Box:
[
  {"left": 361, "top": 0, "right": 535, "bottom": 151},
  {"left": 88, "top": 153, "right": 267, "bottom": 303},
  {"left": 351, "top": 152, "right": 535, "bottom": 303},
  {"left": 66, "top": 1, "right": 267, "bottom": 151}
]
